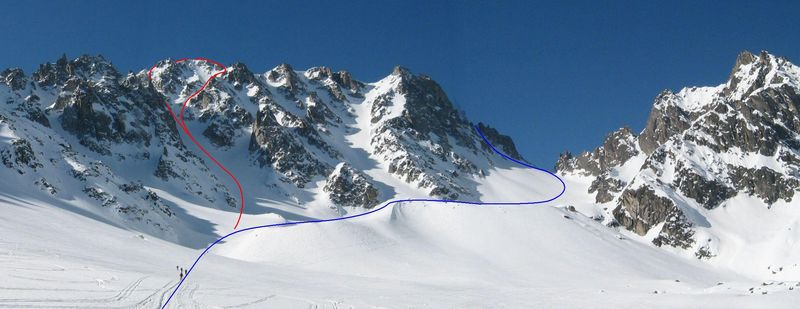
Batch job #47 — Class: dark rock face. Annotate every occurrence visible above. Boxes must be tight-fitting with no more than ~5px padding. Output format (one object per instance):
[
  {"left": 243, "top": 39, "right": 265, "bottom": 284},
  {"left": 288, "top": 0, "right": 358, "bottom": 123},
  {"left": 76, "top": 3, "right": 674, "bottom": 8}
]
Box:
[
  {"left": 1, "top": 139, "right": 42, "bottom": 173},
  {"left": 305, "top": 92, "right": 341, "bottom": 125},
  {"left": 729, "top": 166, "right": 799, "bottom": 205},
  {"left": 613, "top": 186, "right": 677, "bottom": 235},
  {"left": 560, "top": 51, "right": 800, "bottom": 252},
  {"left": 613, "top": 186, "right": 694, "bottom": 248},
  {"left": 59, "top": 82, "right": 114, "bottom": 151},
  {"left": 323, "top": 163, "right": 379, "bottom": 208},
  {"left": 588, "top": 174, "right": 624, "bottom": 203},
  {"left": 32, "top": 56, "right": 161, "bottom": 157},
  {"left": 557, "top": 127, "right": 639, "bottom": 176},
  {"left": 33, "top": 54, "right": 120, "bottom": 88},
  {"left": 249, "top": 107, "right": 328, "bottom": 186},
  {"left": 305, "top": 67, "right": 363, "bottom": 101},
  {"left": 638, "top": 92, "right": 693, "bottom": 155},
  {"left": 267, "top": 63, "right": 304, "bottom": 96},
  {"left": 476, "top": 123, "right": 523, "bottom": 161},
  {"left": 673, "top": 164, "right": 736, "bottom": 209},
  {"left": 557, "top": 127, "right": 638, "bottom": 204},
  {"left": 651, "top": 209, "right": 695, "bottom": 249},
  {"left": 393, "top": 68, "right": 475, "bottom": 151},
  {"left": 725, "top": 51, "right": 775, "bottom": 98},
  {"left": 202, "top": 122, "right": 235, "bottom": 147},
  {"left": 154, "top": 156, "right": 181, "bottom": 180},
  {"left": 192, "top": 89, "right": 253, "bottom": 148},
  {"left": 599, "top": 127, "right": 639, "bottom": 167},
  {"left": 555, "top": 150, "right": 602, "bottom": 176},
  {"left": 332, "top": 70, "right": 362, "bottom": 94},
  {"left": 226, "top": 62, "right": 264, "bottom": 92},
  {"left": 1, "top": 68, "right": 27, "bottom": 91},
  {"left": 367, "top": 67, "right": 515, "bottom": 199},
  {"left": 16, "top": 93, "right": 51, "bottom": 128},
  {"left": 685, "top": 86, "right": 800, "bottom": 157}
]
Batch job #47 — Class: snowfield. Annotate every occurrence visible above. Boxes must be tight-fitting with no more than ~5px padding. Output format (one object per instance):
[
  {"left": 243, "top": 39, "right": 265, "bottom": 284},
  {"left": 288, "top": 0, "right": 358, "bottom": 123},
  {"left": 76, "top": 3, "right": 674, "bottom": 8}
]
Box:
[{"left": 1, "top": 167, "right": 798, "bottom": 308}]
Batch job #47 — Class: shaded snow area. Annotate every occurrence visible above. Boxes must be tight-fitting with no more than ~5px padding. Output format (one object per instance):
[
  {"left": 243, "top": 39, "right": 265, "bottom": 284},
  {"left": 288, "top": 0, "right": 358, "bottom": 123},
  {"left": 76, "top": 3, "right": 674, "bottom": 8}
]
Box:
[{"left": 1, "top": 54, "right": 799, "bottom": 308}]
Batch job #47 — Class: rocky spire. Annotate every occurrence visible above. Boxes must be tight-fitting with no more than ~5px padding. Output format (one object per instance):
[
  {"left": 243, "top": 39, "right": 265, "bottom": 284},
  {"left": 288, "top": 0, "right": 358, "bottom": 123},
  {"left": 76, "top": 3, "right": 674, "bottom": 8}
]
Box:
[{"left": 267, "top": 63, "right": 304, "bottom": 95}]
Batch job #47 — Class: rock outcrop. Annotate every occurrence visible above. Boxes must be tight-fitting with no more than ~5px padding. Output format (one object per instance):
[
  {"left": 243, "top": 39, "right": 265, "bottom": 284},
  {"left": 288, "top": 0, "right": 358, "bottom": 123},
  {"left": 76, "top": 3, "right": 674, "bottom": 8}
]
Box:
[{"left": 558, "top": 51, "right": 800, "bottom": 258}]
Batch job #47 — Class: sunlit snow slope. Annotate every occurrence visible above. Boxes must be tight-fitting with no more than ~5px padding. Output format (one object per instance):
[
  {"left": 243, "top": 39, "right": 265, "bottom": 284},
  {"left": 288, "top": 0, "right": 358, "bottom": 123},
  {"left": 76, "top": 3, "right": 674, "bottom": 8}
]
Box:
[{"left": 4, "top": 185, "right": 798, "bottom": 308}]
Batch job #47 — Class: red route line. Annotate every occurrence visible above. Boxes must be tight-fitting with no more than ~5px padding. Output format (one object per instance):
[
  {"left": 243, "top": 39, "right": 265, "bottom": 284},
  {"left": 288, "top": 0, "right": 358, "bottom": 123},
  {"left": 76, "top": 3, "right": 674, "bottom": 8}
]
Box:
[{"left": 147, "top": 58, "right": 245, "bottom": 231}]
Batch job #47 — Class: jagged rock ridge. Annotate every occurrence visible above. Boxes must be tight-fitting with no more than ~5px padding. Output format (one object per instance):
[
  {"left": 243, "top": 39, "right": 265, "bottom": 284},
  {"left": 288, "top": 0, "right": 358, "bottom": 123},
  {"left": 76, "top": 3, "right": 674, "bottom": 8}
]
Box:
[
  {"left": 0, "top": 54, "right": 523, "bottom": 238},
  {"left": 557, "top": 51, "right": 800, "bottom": 260}
]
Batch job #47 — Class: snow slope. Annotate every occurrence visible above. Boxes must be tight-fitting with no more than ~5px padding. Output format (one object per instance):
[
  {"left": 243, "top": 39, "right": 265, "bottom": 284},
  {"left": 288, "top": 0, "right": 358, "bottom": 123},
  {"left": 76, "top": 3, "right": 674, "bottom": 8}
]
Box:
[
  {"left": 1, "top": 150, "right": 798, "bottom": 308},
  {"left": 5, "top": 189, "right": 799, "bottom": 308}
]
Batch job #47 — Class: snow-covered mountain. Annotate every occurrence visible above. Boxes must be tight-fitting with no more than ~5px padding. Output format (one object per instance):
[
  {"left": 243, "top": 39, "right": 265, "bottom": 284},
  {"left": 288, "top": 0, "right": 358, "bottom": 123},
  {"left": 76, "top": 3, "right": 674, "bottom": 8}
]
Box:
[
  {"left": 558, "top": 51, "right": 800, "bottom": 279},
  {"left": 2, "top": 53, "right": 799, "bottom": 308},
  {"left": 0, "top": 55, "right": 525, "bottom": 239}
]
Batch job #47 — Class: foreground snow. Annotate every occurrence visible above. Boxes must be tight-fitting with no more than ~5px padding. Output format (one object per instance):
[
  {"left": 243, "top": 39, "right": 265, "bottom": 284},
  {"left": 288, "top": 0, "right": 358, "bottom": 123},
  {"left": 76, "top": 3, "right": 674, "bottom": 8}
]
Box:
[{"left": 2, "top": 186, "right": 798, "bottom": 308}]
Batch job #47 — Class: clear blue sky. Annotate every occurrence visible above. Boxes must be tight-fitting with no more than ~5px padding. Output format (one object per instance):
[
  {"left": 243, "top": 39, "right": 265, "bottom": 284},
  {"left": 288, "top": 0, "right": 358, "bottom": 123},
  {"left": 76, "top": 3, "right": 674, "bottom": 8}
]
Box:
[{"left": 1, "top": 0, "right": 798, "bottom": 166}]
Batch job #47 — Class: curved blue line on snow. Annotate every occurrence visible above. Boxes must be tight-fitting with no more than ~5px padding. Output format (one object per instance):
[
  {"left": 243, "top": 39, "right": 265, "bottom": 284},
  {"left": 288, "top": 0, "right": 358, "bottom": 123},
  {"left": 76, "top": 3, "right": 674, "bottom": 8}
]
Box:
[{"left": 161, "top": 124, "right": 566, "bottom": 308}]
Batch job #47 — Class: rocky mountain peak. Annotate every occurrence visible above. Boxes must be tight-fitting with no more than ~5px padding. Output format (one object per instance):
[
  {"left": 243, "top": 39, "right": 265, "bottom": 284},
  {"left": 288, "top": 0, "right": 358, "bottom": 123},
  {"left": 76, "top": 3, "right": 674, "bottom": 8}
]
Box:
[
  {"left": 559, "top": 51, "right": 800, "bottom": 260},
  {"left": 305, "top": 66, "right": 333, "bottom": 80},
  {"left": 331, "top": 70, "right": 361, "bottom": 93},
  {"left": 266, "top": 63, "right": 303, "bottom": 94},
  {"left": 1, "top": 54, "right": 529, "bottom": 239},
  {"left": 557, "top": 126, "right": 639, "bottom": 177},
  {"left": 391, "top": 65, "right": 411, "bottom": 77},
  {"left": 302, "top": 67, "right": 363, "bottom": 99},
  {"left": 365, "top": 66, "right": 524, "bottom": 199},
  {"left": 732, "top": 50, "right": 758, "bottom": 70},
  {"left": 32, "top": 54, "right": 119, "bottom": 87},
  {"left": 725, "top": 50, "right": 798, "bottom": 100},
  {"left": 635, "top": 51, "right": 800, "bottom": 155},
  {"left": 225, "top": 62, "right": 261, "bottom": 91},
  {"left": 1, "top": 68, "right": 27, "bottom": 91}
]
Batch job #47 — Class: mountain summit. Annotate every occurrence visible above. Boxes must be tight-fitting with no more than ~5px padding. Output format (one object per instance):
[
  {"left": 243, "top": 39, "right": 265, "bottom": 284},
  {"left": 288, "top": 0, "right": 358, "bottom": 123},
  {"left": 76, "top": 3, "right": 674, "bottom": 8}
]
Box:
[
  {"left": 558, "top": 51, "right": 800, "bottom": 276},
  {"left": 0, "top": 55, "right": 524, "bottom": 239}
]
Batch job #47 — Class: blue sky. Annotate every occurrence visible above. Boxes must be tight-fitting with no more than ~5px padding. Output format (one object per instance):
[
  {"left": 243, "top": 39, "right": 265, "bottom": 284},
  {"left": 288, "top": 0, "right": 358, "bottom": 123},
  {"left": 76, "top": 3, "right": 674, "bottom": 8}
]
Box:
[{"left": 1, "top": 0, "right": 798, "bottom": 166}]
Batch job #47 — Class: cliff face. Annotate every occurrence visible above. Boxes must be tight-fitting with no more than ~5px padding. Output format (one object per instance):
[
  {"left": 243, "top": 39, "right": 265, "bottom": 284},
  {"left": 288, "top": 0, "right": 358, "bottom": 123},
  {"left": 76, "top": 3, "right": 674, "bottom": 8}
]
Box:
[{"left": 557, "top": 51, "right": 800, "bottom": 262}]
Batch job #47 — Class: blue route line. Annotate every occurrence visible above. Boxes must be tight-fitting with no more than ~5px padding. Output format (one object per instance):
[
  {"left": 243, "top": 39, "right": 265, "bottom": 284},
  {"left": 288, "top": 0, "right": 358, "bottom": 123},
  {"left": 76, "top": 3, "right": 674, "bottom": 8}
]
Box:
[{"left": 160, "top": 124, "right": 566, "bottom": 308}]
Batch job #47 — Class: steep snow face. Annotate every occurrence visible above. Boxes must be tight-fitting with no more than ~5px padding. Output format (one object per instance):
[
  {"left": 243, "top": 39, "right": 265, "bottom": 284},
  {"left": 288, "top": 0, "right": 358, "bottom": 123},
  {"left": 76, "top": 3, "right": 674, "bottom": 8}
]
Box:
[
  {"left": 667, "top": 85, "right": 725, "bottom": 113},
  {"left": 557, "top": 51, "right": 800, "bottom": 278}
]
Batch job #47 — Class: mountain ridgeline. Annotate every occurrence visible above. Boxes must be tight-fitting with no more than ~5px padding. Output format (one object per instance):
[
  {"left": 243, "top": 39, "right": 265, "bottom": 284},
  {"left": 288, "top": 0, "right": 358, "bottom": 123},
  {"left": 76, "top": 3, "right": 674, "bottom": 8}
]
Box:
[
  {"left": 557, "top": 51, "right": 800, "bottom": 260},
  {"left": 0, "top": 55, "right": 521, "bottom": 238},
  {"left": 4, "top": 51, "right": 797, "bottom": 266}
]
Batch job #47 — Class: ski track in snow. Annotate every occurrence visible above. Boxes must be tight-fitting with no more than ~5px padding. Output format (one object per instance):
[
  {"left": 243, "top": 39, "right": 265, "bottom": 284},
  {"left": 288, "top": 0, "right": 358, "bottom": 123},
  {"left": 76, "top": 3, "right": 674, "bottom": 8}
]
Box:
[{"left": 151, "top": 58, "right": 567, "bottom": 309}]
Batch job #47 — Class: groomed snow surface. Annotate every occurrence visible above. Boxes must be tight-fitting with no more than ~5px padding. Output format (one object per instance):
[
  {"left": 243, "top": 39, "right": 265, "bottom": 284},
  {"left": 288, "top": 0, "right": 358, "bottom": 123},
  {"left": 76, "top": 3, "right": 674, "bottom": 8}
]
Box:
[{"left": 1, "top": 166, "right": 798, "bottom": 308}]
